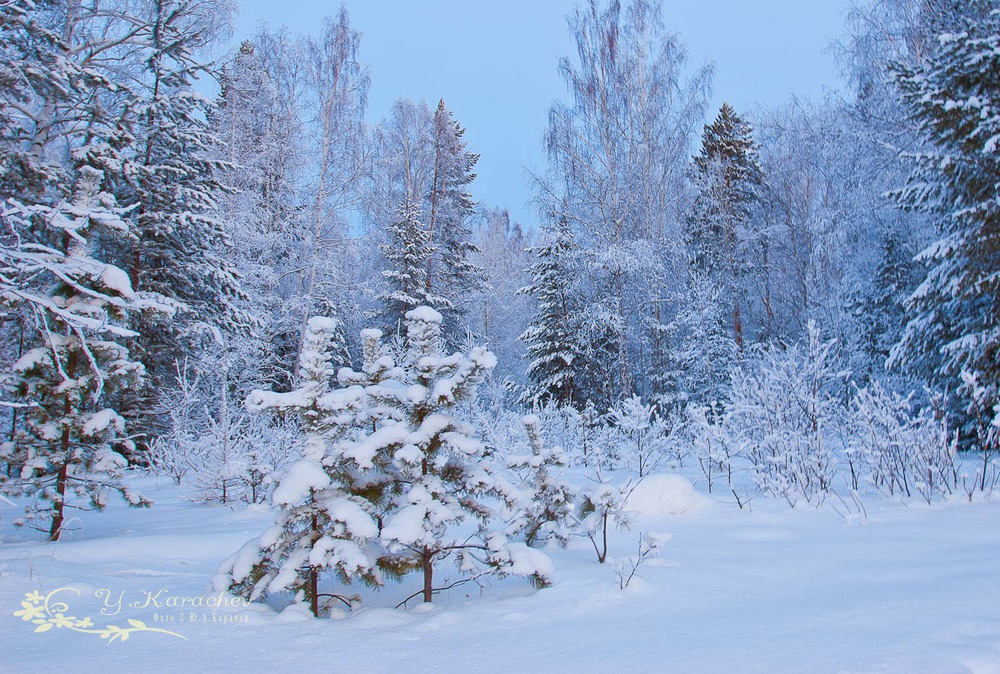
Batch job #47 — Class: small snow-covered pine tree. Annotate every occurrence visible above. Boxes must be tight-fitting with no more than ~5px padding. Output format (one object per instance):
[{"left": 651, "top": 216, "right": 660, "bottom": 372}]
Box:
[
  {"left": 505, "top": 414, "right": 576, "bottom": 547},
  {"left": 370, "top": 307, "right": 552, "bottom": 604},
  {"left": 220, "top": 317, "right": 380, "bottom": 617}
]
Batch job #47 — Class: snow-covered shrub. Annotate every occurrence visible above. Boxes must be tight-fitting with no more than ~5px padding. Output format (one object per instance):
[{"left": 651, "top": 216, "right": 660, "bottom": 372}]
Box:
[
  {"left": 614, "top": 532, "right": 668, "bottom": 590},
  {"left": 505, "top": 414, "right": 576, "bottom": 547},
  {"left": 960, "top": 371, "right": 1000, "bottom": 493},
  {"left": 685, "top": 402, "right": 736, "bottom": 494},
  {"left": 726, "top": 322, "right": 847, "bottom": 506},
  {"left": 606, "top": 395, "right": 669, "bottom": 478},
  {"left": 848, "top": 384, "right": 957, "bottom": 502},
  {"left": 534, "top": 401, "right": 615, "bottom": 468},
  {"left": 146, "top": 362, "right": 205, "bottom": 485},
  {"left": 577, "top": 478, "right": 634, "bottom": 564},
  {"left": 148, "top": 360, "right": 294, "bottom": 504}
]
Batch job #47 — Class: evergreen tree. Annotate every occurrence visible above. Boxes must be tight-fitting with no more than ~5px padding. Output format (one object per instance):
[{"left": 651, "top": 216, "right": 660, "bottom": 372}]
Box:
[
  {"left": 686, "top": 103, "right": 764, "bottom": 352},
  {"left": 888, "top": 6, "right": 1000, "bottom": 449},
  {"left": 125, "top": 0, "right": 248, "bottom": 435},
  {"left": 849, "top": 232, "right": 923, "bottom": 386},
  {"left": 2, "top": 165, "right": 152, "bottom": 540},
  {"left": 208, "top": 39, "right": 298, "bottom": 393},
  {"left": 371, "top": 307, "right": 551, "bottom": 604},
  {"left": 378, "top": 200, "right": 448, "bottom": 335},
  {"left": 672, "top": 269, "right": 739, "bottom": 408},
  {"left": 518, "top": 218, "right": 585, "bottom": 408},
  {"left": 425, "top": 99, "right": 485, "bottom": 340},
  {"left": 505, "top": 414, "right": 576, "bottom": 547},
  {"left": 221, "top": 317, "right": 381, "bottom": 617}
]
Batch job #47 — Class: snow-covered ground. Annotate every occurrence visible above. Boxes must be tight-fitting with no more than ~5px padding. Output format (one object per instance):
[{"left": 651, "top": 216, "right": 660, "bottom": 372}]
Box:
[{"left": 3, "top": 473, "right": 1000, "bottom": 673}]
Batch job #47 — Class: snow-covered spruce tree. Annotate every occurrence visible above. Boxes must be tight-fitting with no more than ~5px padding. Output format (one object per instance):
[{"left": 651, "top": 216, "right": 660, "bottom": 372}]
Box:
[
  {"left": 207, "top": 38, "right": 298, "bottom": 397},
  {"left": 370, "top": 307, "right": 552, "bottom": 604},
  {"left": 518, "top": 217, "right": 586, "bottom": 408},
  {"left": 505, "top": 415, "right": 576, "bottom": 547},
  {"left": 125, "top": 0, "right": 249, "bottom": 436},
  {"left": 2, "top": 165, "right": 152, "bottom": 540},
  {"left": 379, "top": 199, "right": 448, "bottom": 336},
  {"left": 672, "top": 268, "right": 739, "bottom": 408},
  {"left": 425, "top": 99, "right": 485, "bottom": 341},
  {"left": 219, "top": 317, "right": 381, "bottom": 617},
  {"left": 849, "top": 232, "right": 925, "bottom": 388},
  {"left": 685, "top": 102, "right": 764, "bottom": 354},
  {"left": 888, "top": 6, "right": 1000, "bottom": 452}
]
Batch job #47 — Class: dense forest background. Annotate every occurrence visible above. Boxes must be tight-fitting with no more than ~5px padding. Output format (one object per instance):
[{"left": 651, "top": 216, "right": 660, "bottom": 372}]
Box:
[{"left": 1, "top": 0, "right": 997, "bottom": 552}]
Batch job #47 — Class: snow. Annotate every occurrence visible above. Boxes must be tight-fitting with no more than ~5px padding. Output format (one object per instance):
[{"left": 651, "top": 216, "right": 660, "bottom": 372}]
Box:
[
  {"left": 270, "top": 460, "right": 330, "bottom": 505},
  {"left": 82, "top": 409, "right": 125, "bottom": 436},
  {"left": 405, "top": 306, "right": 443, "bottom": 324},
  {"left": 326, "top": 500, "right": 378, "bottom": 539},
  {"left": 4, "top": 474, "right": 1000, "bottom": 672},
  {"left": 97, "top": 264, "right": 135, "bottom": 299},
  {"left": 625, "top": 474, "right": 710, "bottom": 516},
  {"left": 380, "top": 503, "right": 433, "bottom": 548},
  {"left": 500, "top": 542, "right": 555, "bottom": 579},
  {"left": 306, "top": 316, "right": 339, "bottom": 332}
]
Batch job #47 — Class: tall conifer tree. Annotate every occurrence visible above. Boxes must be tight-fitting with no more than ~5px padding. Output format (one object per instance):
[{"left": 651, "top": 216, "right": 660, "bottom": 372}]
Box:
[{"left": 888, "top": 5, "right": 1000, "bottom": 448}]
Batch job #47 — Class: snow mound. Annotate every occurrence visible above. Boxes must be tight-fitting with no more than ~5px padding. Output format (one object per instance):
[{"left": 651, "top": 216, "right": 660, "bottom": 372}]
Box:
[
  {"left": 625, "top": 475, "right": 708, "bottom": 515},
  {"left": 406, "top": 306, "right": 443, "bottom": 324}
]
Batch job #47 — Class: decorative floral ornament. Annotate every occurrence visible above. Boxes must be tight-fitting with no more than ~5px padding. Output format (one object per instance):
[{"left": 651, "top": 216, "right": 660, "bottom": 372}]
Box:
[{"left": 13, "top": 588, "right": 187, "bottom": 643}]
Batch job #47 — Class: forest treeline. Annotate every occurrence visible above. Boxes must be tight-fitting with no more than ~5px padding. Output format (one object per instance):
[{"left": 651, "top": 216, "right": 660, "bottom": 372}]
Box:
[{"left": 1, "top": 0, "right": 997, "bottom": 546}]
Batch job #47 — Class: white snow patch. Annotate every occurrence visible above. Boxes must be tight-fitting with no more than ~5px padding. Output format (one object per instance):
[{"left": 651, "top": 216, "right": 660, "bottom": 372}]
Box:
[
  {"left": 625, "top": 474, "right": 708, "bottom": 515},
  {"left": 306, "top": 316, "right": 339, "bottom": 332},
  {"left": 271, "top": 461, "right": 330, "bottom": 505},
  {"left": 82, "top": 409, "right": 125, "bottom": 436},
  {"left": 98, "top": 264, "right": 135, "bottom": 298},
  {"left": 405, "top": 306, "right": 443, "bottom": 324}
]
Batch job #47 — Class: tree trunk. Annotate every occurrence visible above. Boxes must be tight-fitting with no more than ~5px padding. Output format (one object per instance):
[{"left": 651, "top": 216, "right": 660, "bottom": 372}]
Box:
[
  {"left": 309, "top": 568, "right": 319, "bottom": 617},
  {"left": 733, "top": 299, "right": 744, "bottom": 351},
  {"left": 48, "top": 460, "right": 68, "bottom": 541},
  {"left": 422, "top": 548, "right": 434, "bottom": 603},
  {"left": 309, "top": 513, "right": 320, "bottom": 616},
  {"left": 49, "top": 348, "right": 77, "bottom": 541}
]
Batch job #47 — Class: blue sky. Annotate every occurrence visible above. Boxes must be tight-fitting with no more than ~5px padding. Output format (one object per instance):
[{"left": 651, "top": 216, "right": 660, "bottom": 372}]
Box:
[{"left": 233, "top": 0, "right": 852, "bottom": 227}]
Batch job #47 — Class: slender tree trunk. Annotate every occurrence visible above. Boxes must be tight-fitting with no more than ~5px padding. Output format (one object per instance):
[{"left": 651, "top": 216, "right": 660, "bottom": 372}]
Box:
[
  {"left": 733, "top": 299, "right": 744, "bottom": 351},
  {"left": 426, "top": 134, "right": 441, "bottom": 297},
  {"left": 49, "top": 461, "right": 68, "bottom": 541},
  {"left": 310, "top": 513, "right": 320, "bottom": 616},
  {"left": 49, "top": 348, "right": 77, "bottom": 541},
  {"left": 309, "top": 568, "right": 319, "bottom": 617},
  {"left": 422, "top": 548, "right": 434, "bottom": 603}
]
